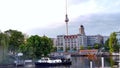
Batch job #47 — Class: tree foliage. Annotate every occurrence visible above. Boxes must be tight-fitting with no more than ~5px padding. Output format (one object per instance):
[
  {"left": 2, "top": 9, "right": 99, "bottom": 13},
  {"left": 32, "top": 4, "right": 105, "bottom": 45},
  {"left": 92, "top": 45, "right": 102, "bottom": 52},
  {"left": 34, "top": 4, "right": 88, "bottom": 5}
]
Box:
[
  {"left": 0, "top": 29, "right": 54, "bottom": 60},
  {"left": 0, "top": 32, "right": 9, "bottom": 63},
  {"left": 109, "top": 32, "right": 119, "bottom": 53},
  {"left": 104, "top": 32, "right": 120, "bottom": 53},
  {"left": 94, "top": 43, "right": 102, "bottom": 49},
  {"left": 5, "top": 29, "right": 25, "bottom": 53},
  {"left": 41, "top": 36, "right": 53, "bottom": 56},
  {"left": 52, "top": 47, "right": 57, "bottom": 52},
  {"left": 0, "top": 33, "right": 9, "bottom": 47},
  {"left": 19, "top": 35, "right": 54, "bottom": 59},
  {"left": 80, "top": 45, "right": 84, "bottom": 50},
  {"left": 104, "top": 39, "right": 110, "bottom": 51},
  {"left": 0, "top": 33, "right": 9, "bottom": 53},
  {"left": 94, "top": 44, "right": 99, "bottom": 49},
  {"left": 87, "top": 46, "right": 92, "bottom": 49}
]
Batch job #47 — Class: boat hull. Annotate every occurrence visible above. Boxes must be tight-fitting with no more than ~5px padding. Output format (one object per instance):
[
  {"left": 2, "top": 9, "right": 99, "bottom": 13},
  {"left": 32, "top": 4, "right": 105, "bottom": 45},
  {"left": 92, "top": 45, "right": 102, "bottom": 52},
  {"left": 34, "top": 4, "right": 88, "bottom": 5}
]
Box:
[{"left": 35, "top": 61, "right": 71, "bottom": 67}]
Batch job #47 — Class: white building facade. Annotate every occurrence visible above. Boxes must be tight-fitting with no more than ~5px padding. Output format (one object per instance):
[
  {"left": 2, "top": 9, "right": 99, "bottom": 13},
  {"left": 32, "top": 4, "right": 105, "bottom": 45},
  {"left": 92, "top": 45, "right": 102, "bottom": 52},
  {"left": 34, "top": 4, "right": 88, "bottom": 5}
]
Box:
[
  {"left": 57, "top": 34, "right": 87, "bottom": 51},
  {"left": 56, "top": 25, "right": 104, "bottom": 52}
]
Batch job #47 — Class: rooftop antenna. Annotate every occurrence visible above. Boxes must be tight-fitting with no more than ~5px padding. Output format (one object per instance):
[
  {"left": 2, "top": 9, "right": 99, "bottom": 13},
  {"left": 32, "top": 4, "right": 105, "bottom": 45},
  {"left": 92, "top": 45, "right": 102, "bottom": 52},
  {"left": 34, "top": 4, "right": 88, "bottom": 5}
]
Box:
[{"left": 65, "top": 0, "right": 69, "bottom": 35}]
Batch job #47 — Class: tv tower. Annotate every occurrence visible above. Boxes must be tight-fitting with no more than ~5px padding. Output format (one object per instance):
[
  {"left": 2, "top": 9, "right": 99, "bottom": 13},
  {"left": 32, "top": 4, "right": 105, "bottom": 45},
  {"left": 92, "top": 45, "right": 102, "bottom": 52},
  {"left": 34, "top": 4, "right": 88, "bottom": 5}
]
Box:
[{"left": 65, "top": 0, "right": 69, "bottom": 35}]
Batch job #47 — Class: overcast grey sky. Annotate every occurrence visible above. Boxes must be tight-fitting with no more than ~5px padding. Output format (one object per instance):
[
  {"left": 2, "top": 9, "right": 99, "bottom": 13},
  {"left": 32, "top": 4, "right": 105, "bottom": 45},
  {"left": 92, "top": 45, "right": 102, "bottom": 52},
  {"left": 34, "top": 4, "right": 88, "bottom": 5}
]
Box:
[{"left": 0, "top": 0, "right": 120, "bottom": 37}]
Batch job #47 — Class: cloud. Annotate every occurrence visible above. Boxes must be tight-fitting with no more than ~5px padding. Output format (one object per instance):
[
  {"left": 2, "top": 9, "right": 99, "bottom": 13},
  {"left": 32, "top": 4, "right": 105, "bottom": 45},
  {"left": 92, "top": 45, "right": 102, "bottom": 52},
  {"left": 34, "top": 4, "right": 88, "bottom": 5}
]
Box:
[
  {"left": 71, "top": 12, "right": 120, "bottom": 36},
  {"left": 27, "top": 25, "right": 66, "bottom": 38},
  {"left": 95, "top": 0, "right": 120, "bottom": 13},
  {"left": 30, "top": 12, "right": 120, "bottom": 37},
  {"left": 0, "top": 0, "right": 66, "bottom": 32},
  {"left": 69, "top": 0, "right": 89, "bottom": 5},
  {"left": 0, "top": 0, "right": 120, "bottom": 37},
  {"left": 69, "top": 0, "right": 120, "bottom": 17}
]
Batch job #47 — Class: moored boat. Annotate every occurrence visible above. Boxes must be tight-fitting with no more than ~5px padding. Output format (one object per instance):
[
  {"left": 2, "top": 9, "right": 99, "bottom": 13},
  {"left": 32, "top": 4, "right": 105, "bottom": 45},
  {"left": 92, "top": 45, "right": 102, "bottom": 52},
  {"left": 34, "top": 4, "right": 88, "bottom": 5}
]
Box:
[{"left": 35, "top": 57, "right": 71, "bottom": 67}]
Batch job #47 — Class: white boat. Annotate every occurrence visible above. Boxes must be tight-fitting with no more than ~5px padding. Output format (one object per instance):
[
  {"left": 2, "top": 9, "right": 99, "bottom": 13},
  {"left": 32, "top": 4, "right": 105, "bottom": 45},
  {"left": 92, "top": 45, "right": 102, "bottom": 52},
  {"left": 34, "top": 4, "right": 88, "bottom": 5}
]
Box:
[
  {"left": 35, "top": 57, "right": 71, "bottom": 67},
  {"left": 37, "top": 57, "right": 62, "bottom": 63}
]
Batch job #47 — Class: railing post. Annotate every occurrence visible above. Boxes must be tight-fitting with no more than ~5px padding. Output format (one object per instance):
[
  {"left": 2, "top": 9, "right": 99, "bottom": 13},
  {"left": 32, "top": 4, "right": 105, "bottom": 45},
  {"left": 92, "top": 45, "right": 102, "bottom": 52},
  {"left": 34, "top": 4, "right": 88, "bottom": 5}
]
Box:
[
  {"left": 101, "top": 57, "right": 104, "bottom": 68},
  {"left": 90, "top": 61, "right": 92, "bottom": 68}
]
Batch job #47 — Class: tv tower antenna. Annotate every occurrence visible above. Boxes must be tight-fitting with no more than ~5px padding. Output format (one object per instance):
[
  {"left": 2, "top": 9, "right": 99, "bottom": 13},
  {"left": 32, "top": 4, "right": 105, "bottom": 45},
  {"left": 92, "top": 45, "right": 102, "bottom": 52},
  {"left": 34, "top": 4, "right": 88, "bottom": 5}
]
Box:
[{"left": 65, "top": 0, "right": 69, "bottom": 35}]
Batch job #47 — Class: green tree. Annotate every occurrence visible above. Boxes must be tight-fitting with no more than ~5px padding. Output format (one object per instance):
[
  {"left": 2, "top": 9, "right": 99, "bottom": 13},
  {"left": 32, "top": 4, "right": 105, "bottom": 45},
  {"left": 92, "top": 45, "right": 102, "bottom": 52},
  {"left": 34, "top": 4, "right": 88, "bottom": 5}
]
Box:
[
  {"left": 87, "top": 46, "right": 92, "bottom": 49},
  {"left": 26, "top": 35, "right": 41, "bottom": 58},
  {"left": 94, "top": 43, "right": 102, "bottom": 49},
  {"left": 114, "top": 44, "right": 120, "bottom": 52},
  {"left": 0, "top": 33, "right": 9, "bottom": 63},
  {"left": 52, "top": 47, "right": 57, "bottom": 52},
  {"left": 5, "top": 29, "right": 25, "bottom": 53},
  {"left": 94, "top": 44, "right": 99, "bottom": 49},
  {"left": 23, "top": 35, "right": 53, "bottom": 59},
  {"left": 80, "top": 45, "right": 84, "bottom": 50},
  {"left": 104, "top": 39, "right": 110, "bottom": 51},
  {"left": 40, "top": 36, "right": 53, "bottom": 57},
  {"left": 109, "top": 32, "right": 118, "bottom": 53},
  {"left": 18, "top": 44, "right": 29, "bottom": 59}
]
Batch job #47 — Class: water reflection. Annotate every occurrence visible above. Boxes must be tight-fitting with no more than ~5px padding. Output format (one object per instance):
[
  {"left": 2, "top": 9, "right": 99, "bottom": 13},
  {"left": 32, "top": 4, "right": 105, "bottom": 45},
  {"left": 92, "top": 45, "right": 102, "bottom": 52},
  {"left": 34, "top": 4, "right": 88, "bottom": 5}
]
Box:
[
  {"left": 35, "top": 66, "right": 71, "bottom": 68},
  {"left": 0, "top": 56, "right": 118, "bottom": 68},
  {"left": 70, "top": 56, "right": 116, "bottom": 68},
  {"left": 109, "top": 56, "right": 114, "bottom": 68},
  {"left": 34, "top": 56, "right": 116, "bottom": 68},
  {"left": 72, "top": 57, "right": 89, "bottom": 68}
]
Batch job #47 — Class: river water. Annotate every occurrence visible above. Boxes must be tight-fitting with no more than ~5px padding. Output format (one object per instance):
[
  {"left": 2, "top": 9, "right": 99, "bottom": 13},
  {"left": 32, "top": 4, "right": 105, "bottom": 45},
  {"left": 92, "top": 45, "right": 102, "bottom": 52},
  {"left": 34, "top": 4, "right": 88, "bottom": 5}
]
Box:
[{"left": 9, "top": 56, "right": 118, "bottom": 68}]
